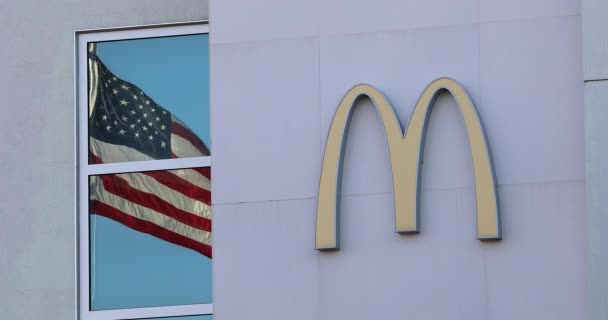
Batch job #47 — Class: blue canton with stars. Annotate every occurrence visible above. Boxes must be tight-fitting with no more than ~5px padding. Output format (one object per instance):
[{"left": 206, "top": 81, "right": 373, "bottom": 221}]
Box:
[{"left": 89, "top": 53, "right": 172, "bottom": 159}]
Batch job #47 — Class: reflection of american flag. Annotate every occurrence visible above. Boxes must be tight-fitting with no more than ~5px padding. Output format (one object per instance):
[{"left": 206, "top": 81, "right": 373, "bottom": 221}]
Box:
[{"left": 88, "top": 53, "right": 212, "bottom": 258}]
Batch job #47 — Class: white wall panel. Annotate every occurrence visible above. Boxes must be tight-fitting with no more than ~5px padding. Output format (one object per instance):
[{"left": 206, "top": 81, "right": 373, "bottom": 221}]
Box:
[
  {"left": 210, "top": 38, "right": 321, "bottom": 205},
  {"left": 318, "top": 191, "right": 487, "bottom": 320},
  {"left": 480, "top": 0, "right": 579, "bottom": 23},
  {"left": 0, "top": 0, "right": 589, "bottom": 318},
  {"left": 313, "top": 181, "right": 585, "bottom": 320},
  {"left": 212, "top": 199, "right": 318, "bottom": 320},
  {"left": 210, "top": 0, "right": 320, "bottom": 44},
  {"left": 208, "top": 2, "right": 587, "bottom": 320},
  {"left": 320, "top": 0, "right": 477, "bottom": 36},
  {"left": 484, "top": 181, "right": 586, "bottom": 320},
  {"left": 479, "top": 16, "right": 584, "bottom": 186}
]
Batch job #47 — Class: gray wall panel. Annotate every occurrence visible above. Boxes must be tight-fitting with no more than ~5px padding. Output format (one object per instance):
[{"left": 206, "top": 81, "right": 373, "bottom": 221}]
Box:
[
  {"left": 583, "top": 0, "right": 608, "bottom": 80},
  {"left": 0, "top": 1, "right": 207, "bottom": 319},
  {"left": 585, "top": 81, "right": 608, "bottom": 320},
  {"left": 583, "top": 1, "right": 608, "bottom": 319}
]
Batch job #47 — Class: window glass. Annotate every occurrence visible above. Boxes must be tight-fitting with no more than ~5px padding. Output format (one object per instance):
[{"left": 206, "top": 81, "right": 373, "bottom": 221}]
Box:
[
  {"left": 80, "top": 24, "right": 211, "bottom": 320},
  {"left": 88, "top": 34, "right": 210, "bottom": 164},
  {"left": 89, "top": 167, "right": 212, "bottom": 310}
]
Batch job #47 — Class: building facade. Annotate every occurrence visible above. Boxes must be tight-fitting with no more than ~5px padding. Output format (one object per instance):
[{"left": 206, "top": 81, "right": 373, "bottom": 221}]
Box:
[{"left": 2, "top": 0, "right": 608, "bottom": 319}]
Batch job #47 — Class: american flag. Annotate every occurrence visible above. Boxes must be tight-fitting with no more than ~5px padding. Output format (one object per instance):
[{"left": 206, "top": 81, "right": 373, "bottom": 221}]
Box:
[{"left": 88, "top": 52, "right": 212, "bottom": 258}]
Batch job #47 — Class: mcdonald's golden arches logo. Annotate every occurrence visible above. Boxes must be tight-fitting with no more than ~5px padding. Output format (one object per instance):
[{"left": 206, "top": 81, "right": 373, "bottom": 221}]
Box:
[{"left": 316, "top": 78, "right": 500, "bottom": 250}]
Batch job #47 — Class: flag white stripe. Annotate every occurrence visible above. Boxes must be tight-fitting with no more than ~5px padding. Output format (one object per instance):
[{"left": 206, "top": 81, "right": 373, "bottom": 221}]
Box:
[
  {"left": 90, "top": 137, "right": 153, "bottom": 162},
  {"left": 171, "top": 133, "right": 204, "bottom": 158},
  {"left": 115, "top": 172, "right": 211, "bottom": 219},
  {"left": 88, "top": 56, "right": 99, "bottom": 118},
  {"left": 90, "top": 137, "right": 210, "bottom": 189},
  {"left": 90, "top": 176, "right": 212, "bottom": 245},
  {"left": 171, "top": 168, "right": 211, "bottom": 191}
]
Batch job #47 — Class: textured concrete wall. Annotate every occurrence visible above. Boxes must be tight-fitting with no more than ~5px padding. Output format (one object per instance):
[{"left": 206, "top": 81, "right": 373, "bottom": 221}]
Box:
[
  {"left": 0, "top": 2, "right": 207, "bottom": 319},
  {"left": 210, "top": 1, "right": 586, "bottom": 320},
  {"left": 583, "top": 1, "right": 608, "bottom": 319}
]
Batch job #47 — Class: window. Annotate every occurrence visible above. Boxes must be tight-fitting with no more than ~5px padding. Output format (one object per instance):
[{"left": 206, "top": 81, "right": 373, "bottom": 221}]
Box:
[{"left": 77, "top": 22, "right": 212, "bottom": 320}]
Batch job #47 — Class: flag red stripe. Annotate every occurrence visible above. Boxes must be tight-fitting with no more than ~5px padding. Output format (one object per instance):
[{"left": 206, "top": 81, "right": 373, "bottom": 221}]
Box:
[
  {"left": 91, "top": 200, "right": 212, "bottom": 258},
  {"left": 171, "top": 121, "right": 210, "bottom": 155},
  {"left": 142, "top": 170, "right": 211, "bottom": 206},
  {"left": 90, "top": 152, "right": 103, "bottom": 164},
  {"left": 193, "top": 167, "right": 211, "bottom": 179},
  {"left": 90, "top": 151, "right": 211, "bottom": 205},
  {"left": 99, "top": 174, "right": 212, "bottom": 232}
]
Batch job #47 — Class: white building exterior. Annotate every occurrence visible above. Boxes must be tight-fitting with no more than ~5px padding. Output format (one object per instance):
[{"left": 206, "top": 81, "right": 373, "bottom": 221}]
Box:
[{"left": 2, "top": 0, "right": 608, "bottom": 319}]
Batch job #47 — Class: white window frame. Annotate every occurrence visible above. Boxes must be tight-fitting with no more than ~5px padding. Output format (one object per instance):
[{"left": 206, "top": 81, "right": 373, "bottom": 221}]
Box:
[{"left": 75, "top": 21, "right": 212, "bottom": 320}]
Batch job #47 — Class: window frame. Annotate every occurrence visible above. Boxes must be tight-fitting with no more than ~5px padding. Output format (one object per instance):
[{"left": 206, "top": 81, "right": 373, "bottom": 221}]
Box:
[{"left": 75, "top": 21, "right": 212, "bottom": 320}]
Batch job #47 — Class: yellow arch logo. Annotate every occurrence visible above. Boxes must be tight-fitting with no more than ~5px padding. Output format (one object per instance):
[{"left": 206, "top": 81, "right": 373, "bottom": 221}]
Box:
[{"left": 316, "top": 78, "right": 500, "bottom": 250}]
